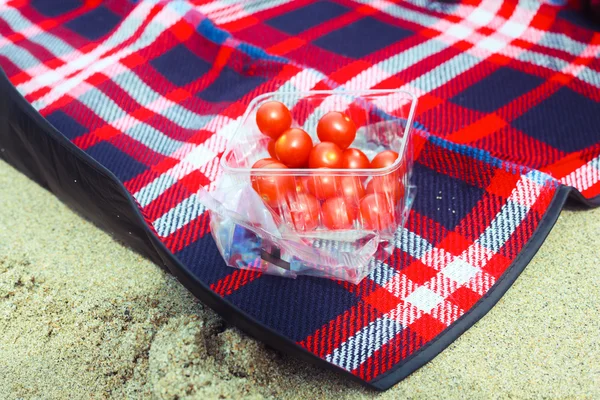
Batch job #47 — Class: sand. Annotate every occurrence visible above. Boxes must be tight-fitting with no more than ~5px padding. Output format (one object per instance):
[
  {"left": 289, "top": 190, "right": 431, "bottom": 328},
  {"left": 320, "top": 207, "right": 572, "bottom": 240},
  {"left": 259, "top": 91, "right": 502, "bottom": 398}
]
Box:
[{"left": 1, "top": 158, "right": 599, "bottom": 399}]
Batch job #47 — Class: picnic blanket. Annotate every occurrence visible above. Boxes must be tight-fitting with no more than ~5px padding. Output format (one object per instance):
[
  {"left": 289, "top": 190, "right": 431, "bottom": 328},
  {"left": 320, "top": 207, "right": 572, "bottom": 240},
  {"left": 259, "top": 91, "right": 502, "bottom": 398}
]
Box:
[{"left": 0, "top": 0, "right": 598, "bottom": 390}]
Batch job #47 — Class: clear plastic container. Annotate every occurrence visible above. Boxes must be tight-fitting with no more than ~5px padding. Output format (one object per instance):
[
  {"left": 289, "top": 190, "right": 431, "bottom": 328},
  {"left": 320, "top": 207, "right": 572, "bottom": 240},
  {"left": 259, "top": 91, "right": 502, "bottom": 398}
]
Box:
[{"left": 199, "top": 89, "right": 417, "bottom": 283}]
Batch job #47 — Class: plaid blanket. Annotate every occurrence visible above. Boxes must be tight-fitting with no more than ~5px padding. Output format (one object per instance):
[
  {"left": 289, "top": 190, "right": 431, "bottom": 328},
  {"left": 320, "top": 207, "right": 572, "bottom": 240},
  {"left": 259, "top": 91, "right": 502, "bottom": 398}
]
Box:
[{"left": 0, "top": 0, "right": 598, "bottom": 390}]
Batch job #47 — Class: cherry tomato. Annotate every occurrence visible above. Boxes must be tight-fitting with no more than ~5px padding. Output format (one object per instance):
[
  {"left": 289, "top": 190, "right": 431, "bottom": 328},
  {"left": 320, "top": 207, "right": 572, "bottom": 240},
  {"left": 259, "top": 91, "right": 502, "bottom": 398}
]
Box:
[
  {"left": 296, "top": 176, "right": 309, "bottom": 194},
  {"left": 306, "top": 170, "right": 340, "bottom": 200},
  {"left": 341, "top": 148, "right": 370, "bottom": 169},
  {"left": 359, "top": 193, "right": 395, "bottom": 231},
  {"left": 274, "top": 128, "right": 313, "bottom": 168},
  {"left": 256, "top": 101, "right": 292, "bottom": 140},
  {"left": 308, "top": 142, "right": 343, "bottom": 169},
  {"left": 288, "top": 192, "right": 321, "bottom": 232},
  {"left": 251, "top": 162, "right": 295, "bottom": 208},
  {"left": 317, "top": 111, "right": 357, "bottom": 149},
  {"left": 340, "top": 176, "right": 365, "bottom": 205},
  {"left": 267, "top": 140, "right": 278, "bottom": 159},
  {"left": 251, "top": 158, "right": 279, "bottom": 169},
  {"left": 321, "top": 197, "right": 357, "bottom": 230},
  {"left": 370, "top": 150, "right": 399, "bottom": 169},
  {"left": 366, "top": 176, "right": 404, "bottom": 203}
]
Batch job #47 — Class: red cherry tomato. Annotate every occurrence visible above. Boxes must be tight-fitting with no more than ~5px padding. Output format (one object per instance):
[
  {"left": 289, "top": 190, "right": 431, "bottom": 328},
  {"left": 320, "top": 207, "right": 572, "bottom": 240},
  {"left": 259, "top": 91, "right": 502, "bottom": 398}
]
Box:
[
  {"left": 251, "top": 158, "right": 279, "bottom": 169},
  {"left": 251, "top": 162, "right": 295, "bottom": 208},
  {"left": 256, "top": 101, "right": 292, "bottom": 140},
  {"left": 366, "top": 176, "right": 404, "bottom": 203},
  {"left": 360, "top": 193, "right": 395, "bottom": 231},
  {"left": 274, "top": 128, "right": 313, "bottom": 168},
  {"left": 341, "top": 148, "right": 370, "bottom": 169},
  {"left": 317, "top": 111, "right": 357, "bottom": 149},
  {"left": 321, "top": 197, "right": 357, "bottom": 230},
  {"left": 288, "top": 192, "right": 321, "bottom": 232},
  {"left": 340, "top": 176, "right": 365, "bottom": 205},
  {"left": 267, "top": 140, "right": 278, "bottom": 159},
  {"left": 306, "top": 172, "right": 340, "bottom": 200},
  {"left": 296, "top": 177, "right": 309, "bottom": 194},
  {"left": 370, "top": 150, "right": 399, "bottom": 169},
  {"left": 308, "top": 142, "right": 343, "bottom": 169}
]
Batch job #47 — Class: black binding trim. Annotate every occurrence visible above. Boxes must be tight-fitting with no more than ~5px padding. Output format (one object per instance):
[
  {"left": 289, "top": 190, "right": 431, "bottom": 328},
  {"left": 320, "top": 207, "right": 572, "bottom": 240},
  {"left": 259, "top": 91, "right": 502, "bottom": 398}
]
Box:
[{"left": 0, "top": 68, "right": 595, "bottom": 391}]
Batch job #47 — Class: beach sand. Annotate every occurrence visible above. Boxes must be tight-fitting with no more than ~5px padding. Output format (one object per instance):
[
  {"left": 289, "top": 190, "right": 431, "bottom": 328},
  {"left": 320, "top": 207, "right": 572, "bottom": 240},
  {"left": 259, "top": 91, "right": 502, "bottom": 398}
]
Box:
[{"left": 1, "top": 159, "right": 599, "bottom": 399}]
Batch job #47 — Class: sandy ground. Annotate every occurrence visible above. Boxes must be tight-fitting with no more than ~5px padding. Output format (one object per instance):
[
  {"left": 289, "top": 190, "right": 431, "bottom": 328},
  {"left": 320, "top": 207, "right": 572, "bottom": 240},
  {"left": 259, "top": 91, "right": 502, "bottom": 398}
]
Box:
[{"left": 0, "top": 158, "right": 599, "bottom": 399}]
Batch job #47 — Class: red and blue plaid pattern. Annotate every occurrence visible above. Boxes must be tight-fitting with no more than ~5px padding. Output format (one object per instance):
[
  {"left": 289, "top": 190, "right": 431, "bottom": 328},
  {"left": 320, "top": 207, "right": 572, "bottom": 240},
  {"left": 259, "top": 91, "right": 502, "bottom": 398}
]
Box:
[{"left": 0, "top": 0, "right": 598, "bottom": 389}]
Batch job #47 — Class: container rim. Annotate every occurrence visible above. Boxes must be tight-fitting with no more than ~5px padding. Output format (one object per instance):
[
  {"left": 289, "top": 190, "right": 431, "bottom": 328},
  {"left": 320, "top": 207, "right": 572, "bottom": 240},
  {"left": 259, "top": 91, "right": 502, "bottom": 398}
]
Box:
[{"left": 220, "top": 89, "right": 418, "bottom": 177}]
